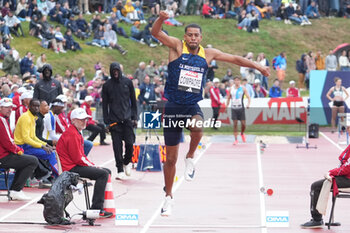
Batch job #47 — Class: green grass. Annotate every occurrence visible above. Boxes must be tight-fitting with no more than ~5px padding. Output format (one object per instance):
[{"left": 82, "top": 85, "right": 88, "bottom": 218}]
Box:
[{"left": 8, "top": 15, "right": 350, "bottom": 85}]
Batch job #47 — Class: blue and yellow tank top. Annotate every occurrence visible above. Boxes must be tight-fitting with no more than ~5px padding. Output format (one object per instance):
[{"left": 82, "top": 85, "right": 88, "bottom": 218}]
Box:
[{"left": 165, "top": 41, "right": 208, "bottom": 105}]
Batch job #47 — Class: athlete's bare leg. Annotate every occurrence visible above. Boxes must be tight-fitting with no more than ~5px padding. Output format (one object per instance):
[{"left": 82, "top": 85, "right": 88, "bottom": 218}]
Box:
[
  {"left": 186, "top": 115, "right": 203, "bottom": 159},
  {"left": 233, "top": 120, "right": 238, "bottom": 140},
  {"left": 164, "top": 144, "right": 179, "bottom": 197},
  {"left": 241, "top": 120, "right": 246, "bottom": 134}
]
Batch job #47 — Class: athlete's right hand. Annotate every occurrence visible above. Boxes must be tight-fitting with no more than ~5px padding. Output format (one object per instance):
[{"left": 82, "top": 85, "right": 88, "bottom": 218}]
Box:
[{"left": 159, "top": 11, "right": 170, "bottom": 21}]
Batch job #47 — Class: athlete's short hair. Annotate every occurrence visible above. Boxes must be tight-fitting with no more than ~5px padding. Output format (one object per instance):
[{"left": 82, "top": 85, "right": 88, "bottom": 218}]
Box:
[
  {"left": 185, "top": 24, "right": 202, "bottom": 33},
  {"left": 334, "top": 77, "right": 341, "bottom": 83},
  {"left": 233, "top": 76, "right": 241, "bottom": 80}
]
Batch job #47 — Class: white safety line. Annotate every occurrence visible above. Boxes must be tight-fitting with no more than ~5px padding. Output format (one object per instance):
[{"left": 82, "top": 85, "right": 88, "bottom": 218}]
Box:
[
  {"left": 320, "top": 132, "right": 343, "bottom": 151},
  {"left": 150, "top": 224, "right": 264, "bottom": 228},
  {"left": 140, "top": 143, "right": 212, "bottom": 233},
  {"left": 0, "top": 156, "right": 116, "bottom": 223},
  {"left": 256, "top": 143, "right": 268, "bottom": 233}
]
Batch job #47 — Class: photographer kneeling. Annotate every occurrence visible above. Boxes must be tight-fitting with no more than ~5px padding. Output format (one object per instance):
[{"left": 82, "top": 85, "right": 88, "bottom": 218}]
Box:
[{"left": 56, "top": 108, "right": 113, "bottom": 218}]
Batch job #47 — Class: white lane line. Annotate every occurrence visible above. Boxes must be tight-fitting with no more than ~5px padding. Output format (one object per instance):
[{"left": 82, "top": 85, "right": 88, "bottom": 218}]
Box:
[
  {"left": 320, "top": 132, "right": 343, "bottom": 151},
  {"left": 0, "top": 156, "right": 116, "bottom": 223},
  {"left": 150, "top": 224, "right": 264, "bottom": 228},
  {"left": 140, "top": 143, "right": 212, "bottom": 233},
  {"left": 256, "top": 143, "right": 267, "bottom": 233},
  {"left": 0, "top": 196, "right": 42, "bottom": 222}
]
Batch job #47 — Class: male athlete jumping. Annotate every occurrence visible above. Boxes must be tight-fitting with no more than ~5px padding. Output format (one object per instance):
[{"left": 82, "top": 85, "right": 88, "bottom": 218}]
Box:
[{"left": 152, "top": 11, "right": 270, "bottom": 216}]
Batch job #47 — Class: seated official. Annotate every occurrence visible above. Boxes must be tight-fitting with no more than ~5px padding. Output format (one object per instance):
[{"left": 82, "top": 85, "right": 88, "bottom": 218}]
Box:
[
  {"left": 14, "top": 99, "right": 59, "bottom": 177},
  {"left": 0, "top": 98, "right": 38, "bottom": 201},
  {"left": 56, "top": 108, "right": 113, "bottom": 218},
  {"left": 301, "top": 144, "right": 350, "bottom": 228}
]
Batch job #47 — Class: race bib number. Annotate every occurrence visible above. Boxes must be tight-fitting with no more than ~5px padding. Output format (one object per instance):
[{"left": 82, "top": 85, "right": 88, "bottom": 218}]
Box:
[{"left": 178, "top": 69, "right": 202, "bottom": 93}]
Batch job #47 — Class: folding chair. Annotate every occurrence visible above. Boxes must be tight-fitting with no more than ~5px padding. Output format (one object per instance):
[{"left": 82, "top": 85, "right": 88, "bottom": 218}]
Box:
[
  {"left": 327, "top": 188, "right": 350, "bottom": 229},
  {"left": 0, "top": 168, "right": 11, "bottom": 201}
]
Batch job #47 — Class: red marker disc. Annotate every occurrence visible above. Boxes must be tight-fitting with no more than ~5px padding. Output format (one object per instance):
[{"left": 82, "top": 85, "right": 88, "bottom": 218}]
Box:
[{"left": 267, "top": 189, "right": 273, "bottom": 196}]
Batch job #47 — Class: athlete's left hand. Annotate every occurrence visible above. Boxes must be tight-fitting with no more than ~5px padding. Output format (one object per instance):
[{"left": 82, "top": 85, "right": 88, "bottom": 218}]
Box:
[
  {"left": 260, "top": 66, "right": 270, "bottom": 77},
  {"left": 324, "top": 172, "right": 332, "bottom": 181}
]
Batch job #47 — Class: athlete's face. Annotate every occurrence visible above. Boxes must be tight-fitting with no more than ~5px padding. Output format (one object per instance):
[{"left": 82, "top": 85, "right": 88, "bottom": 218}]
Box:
[
  {"left": 234, "top": 78, "right": 241, "bottom": 86},
  {"left": 184, "top": 28, "right": 202, "bottom": 51}
]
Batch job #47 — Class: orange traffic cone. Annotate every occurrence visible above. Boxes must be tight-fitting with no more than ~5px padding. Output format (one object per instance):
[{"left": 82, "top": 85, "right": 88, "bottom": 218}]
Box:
[{"left": 103, "top": 174, "right": 116, "bottom": 216}]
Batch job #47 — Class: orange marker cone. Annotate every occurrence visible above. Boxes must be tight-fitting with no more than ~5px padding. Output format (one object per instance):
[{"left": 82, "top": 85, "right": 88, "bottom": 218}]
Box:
[{"left": 103, "top": 174, "right": 116, "bottom": 216}]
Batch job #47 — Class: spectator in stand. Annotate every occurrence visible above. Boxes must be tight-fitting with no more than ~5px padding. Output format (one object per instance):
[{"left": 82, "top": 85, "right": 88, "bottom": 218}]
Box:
[
  {"left": 164, "top": 5, "right": 183, "bottom": 26},
  {"left": 108, "top": 12, "right": 128, "bottom": 38},
  {"left": 145, "top": 60, "right": 159, "bottom": 80},
  {"left": 38, "top": 0, "right": 50, "bottom": 16},
  {"left": 143, "top": 0, "right": 160, "bottom": 16},
  {"left": 296, "top": 54, "right": 307, "bottom": 90},
  {"left": 76, "top": 13, "right": 91, "bottom": 38},
  {"left": 3, "top": 49, "right": 20, "bottom": 76},
  {"left": 92, "top": 24, "right": 108, "bottom": 48},
  {"left": 138, "top": 75, "right": 156, "bottom": 112},
  {"left": 269, "top": 79, "right": 282, "bottom": 98},
  {"left": 5, "top": 11, "right": 24, "bottom": 37},
  {"left": 206, "top": 45, "right": 218, "bottom": 82},
  {"left": 339, "top": 50, "right": 350, "bottom": 71},
  {"left": 295, "top": 5, "right": 312, "bottom": 25},
  {"left": 202, "top": 0, "right": 214, "bottom": 18},
  {"left": 28, "top": 0, "right": 41, "bottom": 19},
  {"left": 67, "top": 14, "right": 88, "bottom": 40},
  {"left": 0, "top": 98, "right": 38, "bottom": 201},
  {"left": 113, "top": 0, "right": 132, "bottom": 24},
  {"left": 275, "top": 51, "right": 287, "bottom": 88},
  {"left": 29, "top": 14, "right": 42, "bottom": 38},
  {"left": 222, "top": 69, "right": 233, "bottom": 83},
  {"left": 286, "top": 2, "right": 307, "bottom": 25},
  {"left": 14, "top": 99, "right": 58, "bottom": 176},
  {"left": 315, "top": 50, "right": 325, "bottom": 70},
  {"left": 36, "top": 53, "right": 47, "bottom": 71},
  {"left": 78, "top": 0, "right": 90, "bottom": 15},
  {"left": 15, "top": 91, "right": 33, "bottom": 123},
  {"left": 91, "top": 14, "right": 105, "bottom": 32},
  {"left": 131, "top": 21, "right": 157, "bottom": 47},
  {"left": 237, "top": 9, "right": 250, "bottom": 30},
  {"left": 344, "top": 0, "right": 350, "bottom": 18},
  {"left": 306, "top": 1, "right": 320, "bottom": 19},
  {"left": 81, "top": 96, "right": 109, "bottom": 145},
  {"left": 286, "top": 80, "right": 300, "bottom": 97},
  {"left": 123, "top": 0, "right": 139, "bottom": 21},
  {"left": 20, "top": 52, "right": 35, "bottom": 76},
  {"left": 1, "top": 2, "right": 11, "bottom": 18},
  {"left": 325, "top": 50, "right": 338, "bottom": 71},
  {"left": 16, "top": 0, "right": 29, "bottom": 20},
  {"left": 242, "top": 78, "right": 255, "bottom": 98},
  {"left": 0, "top": 16, "right": 11, "bottom": 39},
  {"left": 42, "top": 99, "right": 65, "bottom": 143},
  {"left": 133, "top": 61, "right": 147, "bottom": 83},
  {"left": 305, "top": 51, "right": 316, "bottom": 88},
  {"left": 49, "top": 2, "right": 67, "bottom": 25},
  {"left": 277, "top": 3, "right": 289, "bottom": 24},
  {"left": 210, "top": 78, "right": 221, "bottom": 129},
  {"left": 134, "top": 1, "right": 146, "bottom": 24},
  {"left": 104, "top": 24, "right": 127, "bottom": 55},
  {"left": 253, "top": 79, "right": 266, "bottom": 98},
  {"left": 64, "top": 29, "right": 81, "bottom": 51},
  {"left": 34, "top": 64, "right": 62, "bottom": 104}
]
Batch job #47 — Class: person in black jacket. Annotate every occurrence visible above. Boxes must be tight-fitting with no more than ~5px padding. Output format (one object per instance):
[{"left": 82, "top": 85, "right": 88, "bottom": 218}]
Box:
[
  {"left": 102, "top": 62, "right": 137, "bottom": 180},
  {"left": 33, "top": 64, "right": 62, "bottom": 104}
]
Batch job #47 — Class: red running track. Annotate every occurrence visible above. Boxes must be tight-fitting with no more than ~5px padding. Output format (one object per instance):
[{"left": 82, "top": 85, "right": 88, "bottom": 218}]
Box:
[{"left": 0, "top": 132, "right": 349, "bottom": 233}]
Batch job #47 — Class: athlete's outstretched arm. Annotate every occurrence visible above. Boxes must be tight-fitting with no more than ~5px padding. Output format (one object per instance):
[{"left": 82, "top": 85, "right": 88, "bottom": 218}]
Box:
[
  {"left": 151, "top": 11, "right": 181, "bottom": 50},
  {"left": 207, "top": 48, "right": 270, "bottom": 77}
]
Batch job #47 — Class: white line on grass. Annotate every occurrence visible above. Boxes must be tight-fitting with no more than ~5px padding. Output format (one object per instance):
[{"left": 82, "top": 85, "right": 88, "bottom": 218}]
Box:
[
  {"left": 140, "top": 143, "right": 212, "bottom": 233},
  {"left": 256, "top": 143, "right": 268, "bottom": 233},
  {"left": 320, "top": 132, "right": 343, "bottom": 151}
]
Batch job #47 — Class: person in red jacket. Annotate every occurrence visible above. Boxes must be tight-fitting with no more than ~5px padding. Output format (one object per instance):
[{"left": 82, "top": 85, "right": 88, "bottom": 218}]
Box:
[
  {"left": 286, "top": 80, "right": 300, "bottom": 97},
  {"left": 301, "top": 144, "right": 350, "bottom": 228},
  {"left": 210, "top": 78, "right": 222, "bottom": 129},
  {"left": 15, "top": 91, "right": 33, "bottom": 123},
  {"left": 81, "top": 95, "right": 109, "bottom": 145},
  {"left": 202, "top": 0, "right": 214, "bottom": 18},
  {"left": 12, "top": 86, "right": 27, "bottom": 110},
  {"left": 0, "top": 98, "right": 38, "bottom": 201},
  {"left": 56, "top": 108, "right": 113, "bottom": 218}
]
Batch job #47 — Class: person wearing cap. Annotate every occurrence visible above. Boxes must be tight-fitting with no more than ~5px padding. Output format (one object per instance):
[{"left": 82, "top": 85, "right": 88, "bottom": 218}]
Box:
[
  {"left": 14, "top": 99, "right": 59, "bottom": 177},
  {"left": 33, "top": 64, "right": 62, "bottom": 104},
  {"left": 15, "top": 90, "right": 33, "bottom": 123},
  {"left": 81, "top": 95, "right": 108, "bottom": 146},
  {"left": 210, "top": 78, "right": 222, "bottom": 129},
  {"left": 56, "top": 108, "right": 113, "bottom": 218},
  {"left": 286, "top": 80, "right": 300, "bottom": 97},
  {"left": 12, "top": 86, "right": 27, "bottom": 109},
  {"left": 8, "top": 84, "right": 19, "bottom": 99},
  {"left": 0, "top": 98, "right": 39, "bottom": 201},
  {"left": 253, "top": 79, "right": 267, "bottom": 97},
  {"left": 42, "top": 99, "right": 65, "bottom": 144},
  {"left": 102, "top": 62, "right": 137, "bottom": 180},
  {"left": 226, "top": 76, "right": 251, "bottom": 145}
]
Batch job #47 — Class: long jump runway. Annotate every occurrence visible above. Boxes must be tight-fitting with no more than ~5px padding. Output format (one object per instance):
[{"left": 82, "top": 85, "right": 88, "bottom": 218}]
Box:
[{"left": 1, "top": 133, "right": 350, "bottom": 233}]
